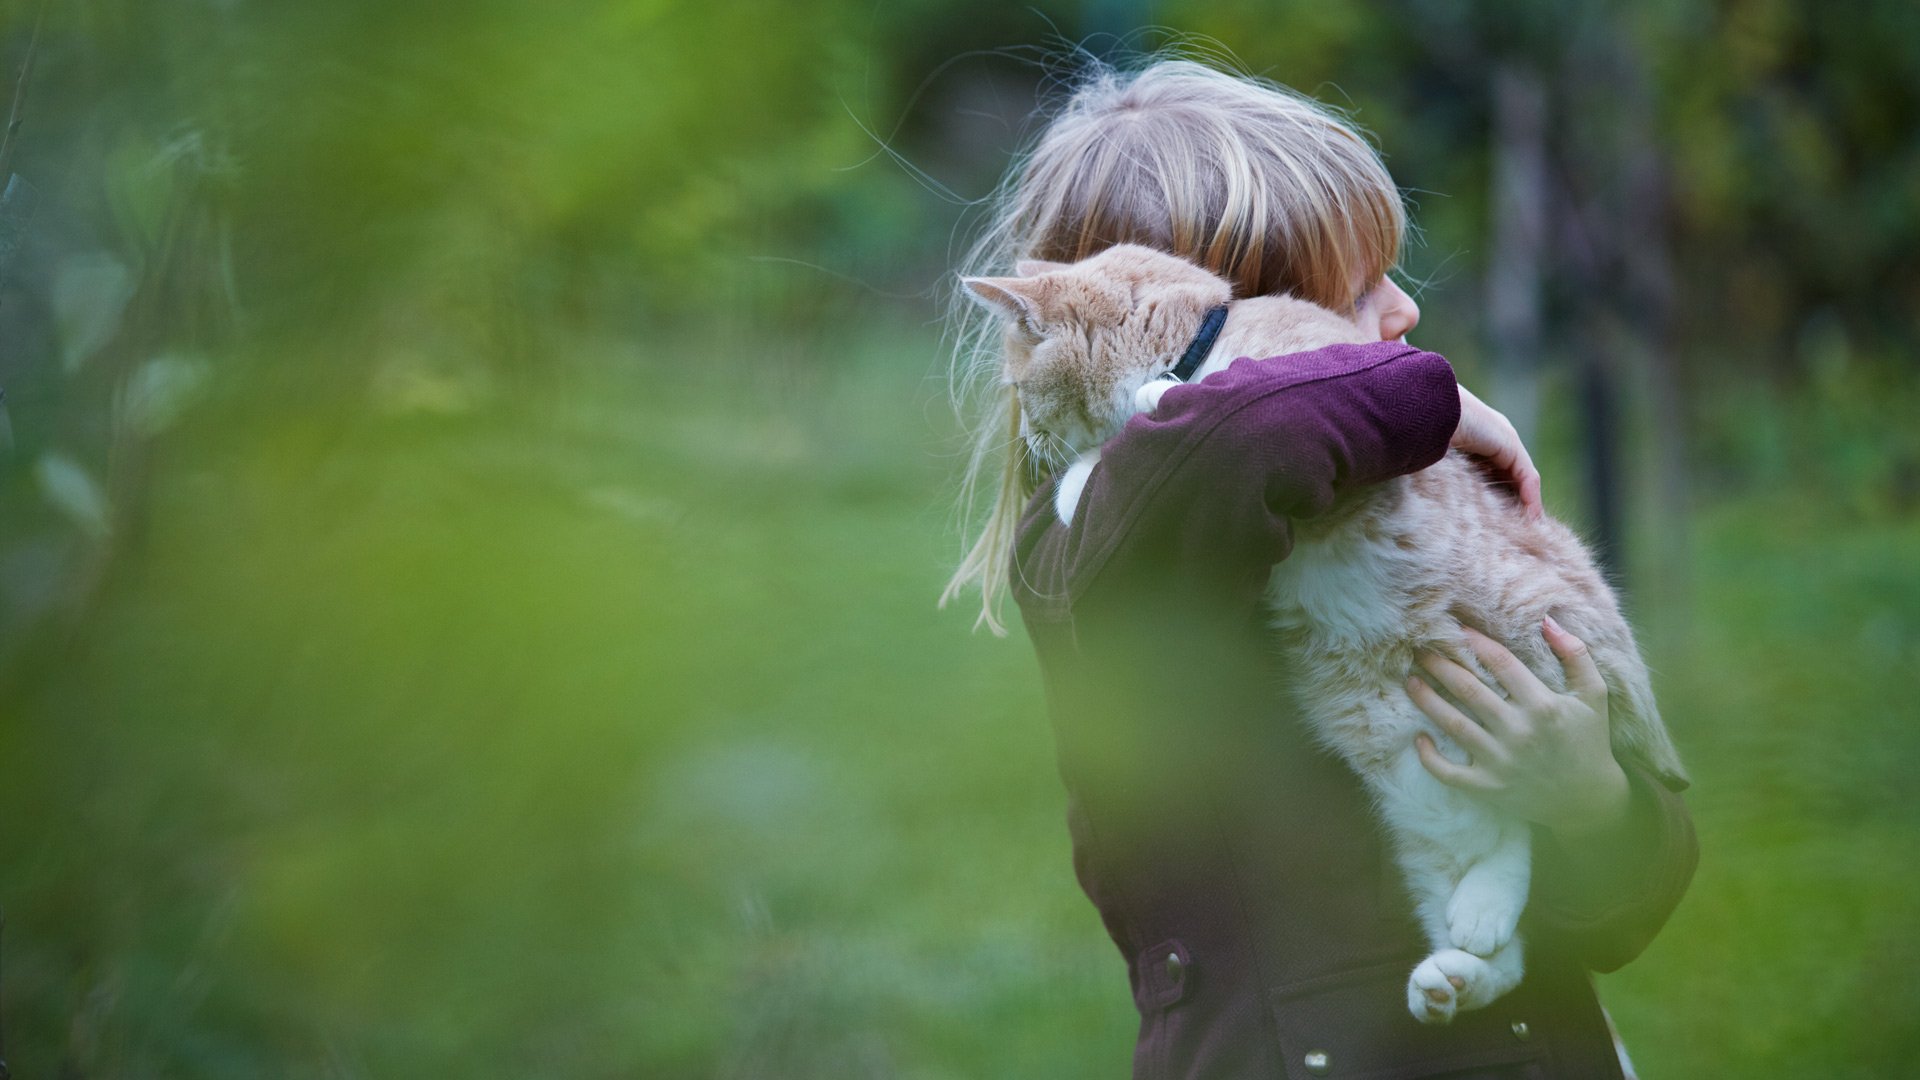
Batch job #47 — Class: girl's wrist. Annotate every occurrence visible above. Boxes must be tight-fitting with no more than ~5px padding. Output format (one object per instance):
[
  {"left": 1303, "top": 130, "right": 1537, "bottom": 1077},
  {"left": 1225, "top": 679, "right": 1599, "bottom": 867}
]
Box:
[{"left": 1544, "top": 760, "right": 1632, "bottom": 841}]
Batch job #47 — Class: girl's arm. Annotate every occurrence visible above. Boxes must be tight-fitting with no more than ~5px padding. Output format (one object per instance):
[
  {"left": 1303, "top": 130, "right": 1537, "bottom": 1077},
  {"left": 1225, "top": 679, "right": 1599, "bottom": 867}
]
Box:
[
  {"left": 1527, "top": 760, "right": 1698, "bottom": 971},
  {"left": 1033, "top": 341, "right": 1460, "bottom": 611}
]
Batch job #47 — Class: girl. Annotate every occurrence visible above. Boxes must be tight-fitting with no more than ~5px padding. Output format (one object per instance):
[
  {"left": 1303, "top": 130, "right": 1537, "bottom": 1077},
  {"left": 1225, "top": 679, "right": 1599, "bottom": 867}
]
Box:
[{"left": 945, "top": 59, "right": 1694, "bottom": 1079}]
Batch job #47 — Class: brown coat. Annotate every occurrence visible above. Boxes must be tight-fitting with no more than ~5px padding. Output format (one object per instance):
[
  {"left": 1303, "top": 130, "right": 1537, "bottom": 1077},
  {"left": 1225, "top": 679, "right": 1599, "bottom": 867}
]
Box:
[{"left": 1012, "top": 343, "right": 1697, "bottom": 1079}]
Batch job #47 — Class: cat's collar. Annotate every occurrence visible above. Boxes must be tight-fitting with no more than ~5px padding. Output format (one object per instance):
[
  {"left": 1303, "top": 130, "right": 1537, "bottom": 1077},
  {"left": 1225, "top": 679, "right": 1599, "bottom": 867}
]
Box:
[{"left": 1169, "top": 304, "right": 1230, "bottom": 382}]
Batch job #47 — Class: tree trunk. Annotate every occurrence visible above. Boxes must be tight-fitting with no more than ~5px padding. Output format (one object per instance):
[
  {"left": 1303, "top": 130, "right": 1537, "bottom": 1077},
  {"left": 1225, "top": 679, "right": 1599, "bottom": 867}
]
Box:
[{"left": 1486, "top": 63, "right": 1549, "bottom": 445}]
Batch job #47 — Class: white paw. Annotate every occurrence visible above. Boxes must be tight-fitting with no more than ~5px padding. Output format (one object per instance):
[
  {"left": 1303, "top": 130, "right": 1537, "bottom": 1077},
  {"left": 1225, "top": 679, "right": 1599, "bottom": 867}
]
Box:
[
  {"left": 1446, "top": 883, "right": 1523, "bottom": 956},
  {"left": 1443, "top": 887, "right": 1520, "bottom": 953},
  {"left": 1406, "top": 949, "right": 1500, "bottom": 1025},
  {"left": 1134, "top": 378, "right": 1177, "bottom": 413}
]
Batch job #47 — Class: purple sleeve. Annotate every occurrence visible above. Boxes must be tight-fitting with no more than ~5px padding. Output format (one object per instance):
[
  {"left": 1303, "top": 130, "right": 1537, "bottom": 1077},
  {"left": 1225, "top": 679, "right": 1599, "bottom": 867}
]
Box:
[
  {"left": 1045, "top": 341, "right": 1459, "bottom": 605},
  {"left": 1527, "top": 763, "right": 1699, "bottom": 972}
]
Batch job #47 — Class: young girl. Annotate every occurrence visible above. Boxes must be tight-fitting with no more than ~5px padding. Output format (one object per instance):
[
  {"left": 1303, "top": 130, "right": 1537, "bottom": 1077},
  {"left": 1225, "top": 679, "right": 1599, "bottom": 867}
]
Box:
[{"left": 945, "top": 59, "right": 1695, "bottom": 1079}]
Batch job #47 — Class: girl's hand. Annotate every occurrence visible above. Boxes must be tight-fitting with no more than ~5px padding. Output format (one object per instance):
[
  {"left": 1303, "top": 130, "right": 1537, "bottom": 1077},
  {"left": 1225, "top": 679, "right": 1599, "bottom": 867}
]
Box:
[
  {"left": 1406, "top": 617, "right": 1630, "bottom": 839},
  {"left": 1452, "top": 385, "right": 1543, "bottom": 520}
]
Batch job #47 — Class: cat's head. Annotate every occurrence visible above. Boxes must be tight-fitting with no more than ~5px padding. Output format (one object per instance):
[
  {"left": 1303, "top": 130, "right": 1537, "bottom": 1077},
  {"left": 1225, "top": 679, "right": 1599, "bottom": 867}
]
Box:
[{"left": 962, "top": 244, "right": 1233, "bottom": 469}]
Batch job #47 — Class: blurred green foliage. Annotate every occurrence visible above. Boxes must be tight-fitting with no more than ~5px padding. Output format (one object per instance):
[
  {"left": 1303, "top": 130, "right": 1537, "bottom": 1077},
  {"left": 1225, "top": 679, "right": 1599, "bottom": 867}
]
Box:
[{"left": 0, "top": 0, "right": 1916, "bottom": 1077}]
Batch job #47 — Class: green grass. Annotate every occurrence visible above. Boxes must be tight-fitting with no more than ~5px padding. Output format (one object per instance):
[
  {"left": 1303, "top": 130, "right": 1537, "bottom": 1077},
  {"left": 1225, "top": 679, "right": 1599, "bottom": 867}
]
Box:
[
  {"left": 2, "top": 325, "right": 1916, "bottom": 1076},
  {"left": 1601, "top": 496, "right": 1920, "bottom": 1078}
]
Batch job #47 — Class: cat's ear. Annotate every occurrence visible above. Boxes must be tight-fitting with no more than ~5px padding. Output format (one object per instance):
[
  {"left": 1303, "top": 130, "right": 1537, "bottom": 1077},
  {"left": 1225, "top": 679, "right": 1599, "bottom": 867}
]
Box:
[
  {"left": 961, "top": 277, "right": 1044, "bottom": 339},
  {"left": 1015, "top": 258, "right": 1068, "bottom": 277}
]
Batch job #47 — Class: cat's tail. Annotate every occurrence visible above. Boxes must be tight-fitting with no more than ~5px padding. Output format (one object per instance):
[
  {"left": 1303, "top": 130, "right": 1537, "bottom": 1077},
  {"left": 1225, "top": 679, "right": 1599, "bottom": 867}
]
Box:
[{"left": 1562, "top": 611, "right": 1691, "bottom": 792}]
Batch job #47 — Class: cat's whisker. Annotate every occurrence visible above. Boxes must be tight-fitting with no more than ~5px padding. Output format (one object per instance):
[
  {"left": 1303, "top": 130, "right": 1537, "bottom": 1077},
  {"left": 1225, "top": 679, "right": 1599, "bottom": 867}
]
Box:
[
  {"left": 1039, "top": 430, "right": 1077, "bottom": 468},
  {"left": 1024, "top": 428, "right": 1076, "bottom": 472}
]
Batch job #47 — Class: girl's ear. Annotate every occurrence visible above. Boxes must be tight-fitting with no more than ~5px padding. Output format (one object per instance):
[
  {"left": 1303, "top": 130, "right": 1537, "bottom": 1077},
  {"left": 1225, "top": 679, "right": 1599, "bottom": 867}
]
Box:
[
  {"left": 1015, "top": 258, "right": 1069, "bottom": 277},
  {"left": 961, "top": 277, "right": 1044, "bottom": 338}
]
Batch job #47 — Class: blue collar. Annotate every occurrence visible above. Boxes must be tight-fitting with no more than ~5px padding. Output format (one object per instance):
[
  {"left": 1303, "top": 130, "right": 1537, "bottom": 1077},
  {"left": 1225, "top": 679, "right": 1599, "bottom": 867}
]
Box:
[{"left": 1170, "top": 304, "right": 1230, "bottom": 381}]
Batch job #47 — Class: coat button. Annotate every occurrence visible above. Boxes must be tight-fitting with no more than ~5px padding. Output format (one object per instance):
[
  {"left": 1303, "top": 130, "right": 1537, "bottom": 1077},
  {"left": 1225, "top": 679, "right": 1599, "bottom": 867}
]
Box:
[
  {"left": 1303, "top": 1049, "right": 1331, "bottom": 1075},
  {"left": 1511, "top": 1020, "right": 1531, "bottom": 1042},
  {"left": 1163, "top": 951, "right": 1184, "bottom": 984}
]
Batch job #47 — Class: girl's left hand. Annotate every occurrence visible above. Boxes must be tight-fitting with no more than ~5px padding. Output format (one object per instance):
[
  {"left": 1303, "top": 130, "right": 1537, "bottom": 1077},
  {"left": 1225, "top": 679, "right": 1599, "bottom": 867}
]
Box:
[
  {"left": 1406, "top": 617, "right": 1630, "bottom": 839},
  {"left": 1452, "top": 385, "right": 1544, "bottom": 520}
]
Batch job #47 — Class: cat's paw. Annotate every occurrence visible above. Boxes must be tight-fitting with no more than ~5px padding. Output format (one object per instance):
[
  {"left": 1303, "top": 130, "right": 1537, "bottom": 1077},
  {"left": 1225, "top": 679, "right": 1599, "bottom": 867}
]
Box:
[
  {"left": 1134, "top": 378, "right": 1178, "bottom": 413},
  {"left": 1443, "top": 876, "right": 1520, "bottom": 949},
  {"left": 1446, "top": 881, "right": 1524, "bottom": 956},
  {"left": 1406, "top": 949, "right": 1501, "bottom": 1025}
]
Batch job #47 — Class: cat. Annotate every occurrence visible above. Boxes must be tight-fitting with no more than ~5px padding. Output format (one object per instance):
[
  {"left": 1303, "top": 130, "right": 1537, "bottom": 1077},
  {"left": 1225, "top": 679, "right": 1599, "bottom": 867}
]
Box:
[{"left": 963, "top": 243, "right": 1689, "bottom": 1024}]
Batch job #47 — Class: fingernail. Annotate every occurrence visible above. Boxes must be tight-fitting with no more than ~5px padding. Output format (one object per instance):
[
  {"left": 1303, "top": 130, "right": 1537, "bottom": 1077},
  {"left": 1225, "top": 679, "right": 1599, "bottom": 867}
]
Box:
[
  {"left": 1543, "top": 614, "right": 1563, "bottom": 634},
  {"left": 1407, "top": 675, "right": 1425, "bottom": 692}
]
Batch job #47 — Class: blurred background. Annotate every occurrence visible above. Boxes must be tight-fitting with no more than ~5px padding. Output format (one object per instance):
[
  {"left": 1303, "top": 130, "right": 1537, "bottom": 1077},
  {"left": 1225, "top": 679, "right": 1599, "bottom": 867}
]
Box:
[{"left": 0, "top": 1, "right": 1915, "bottom": 1076}]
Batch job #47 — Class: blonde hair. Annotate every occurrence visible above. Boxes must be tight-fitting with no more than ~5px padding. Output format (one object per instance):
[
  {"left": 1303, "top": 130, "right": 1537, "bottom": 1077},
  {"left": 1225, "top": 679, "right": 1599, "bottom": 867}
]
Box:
[{"left": 943, "top": 56, "right": 1408, "bottom": 634}]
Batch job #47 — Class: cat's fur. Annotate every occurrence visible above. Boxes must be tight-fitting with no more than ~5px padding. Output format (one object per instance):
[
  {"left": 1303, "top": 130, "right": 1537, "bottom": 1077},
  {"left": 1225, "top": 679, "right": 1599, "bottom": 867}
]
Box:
[{"left": 965, "top": 244, "right": 1688, "bottom": 1023}]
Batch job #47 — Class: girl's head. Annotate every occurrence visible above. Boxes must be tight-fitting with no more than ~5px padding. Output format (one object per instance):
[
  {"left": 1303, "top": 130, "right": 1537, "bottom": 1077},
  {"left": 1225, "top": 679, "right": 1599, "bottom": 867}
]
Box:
[
  {"left": 1011, "top": 59, "right": 1406, "bottom": 313},
  {"left": 945, "top": 58, "right": 1413, "bottom": 632}
]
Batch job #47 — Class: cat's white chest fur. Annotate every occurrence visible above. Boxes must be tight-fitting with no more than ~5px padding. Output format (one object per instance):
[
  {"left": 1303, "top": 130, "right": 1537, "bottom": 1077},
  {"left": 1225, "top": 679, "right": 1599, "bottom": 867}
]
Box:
[
  {"left": 1053, "top": 453, "right": 1100, "bottom": 524},
  {"left": 1267, "top": 523, "right": 1415, "bottom": 647}
]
